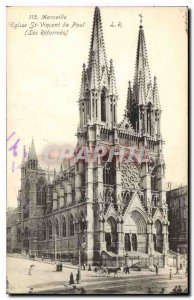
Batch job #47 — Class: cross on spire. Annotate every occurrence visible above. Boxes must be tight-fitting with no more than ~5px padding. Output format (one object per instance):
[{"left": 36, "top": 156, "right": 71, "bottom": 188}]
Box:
[{"left": 139, "top": 14, "right": 143, "bottom": 25}]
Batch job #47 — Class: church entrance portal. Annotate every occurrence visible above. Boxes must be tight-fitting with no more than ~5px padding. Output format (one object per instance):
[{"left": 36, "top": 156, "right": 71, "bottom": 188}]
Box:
[
  {"left": 132, "top": 234, "right": 137, "bottom": 251},
  {"left": 105, "top": 217, "right": 117, "bottom": 253},
  {"left": 124, "top": 233, "right": 131, "bottom": 251}
]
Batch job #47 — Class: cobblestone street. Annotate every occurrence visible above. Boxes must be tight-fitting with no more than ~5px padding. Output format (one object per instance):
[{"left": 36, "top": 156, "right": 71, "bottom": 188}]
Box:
[{"left": 7, "top": 256, "right": 188, "bottom": 294}]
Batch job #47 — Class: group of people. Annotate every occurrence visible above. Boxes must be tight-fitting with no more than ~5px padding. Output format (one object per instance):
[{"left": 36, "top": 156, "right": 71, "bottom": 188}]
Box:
[
  {"left": 69, "top": 271, "right": 86, "bottom": 294},
  {"left": 81, "top": 263, "right": 92, "bottom": 271},
  {"left": 69, "top": 270, "right": 81, "bottom": 285},
  {"left": 147, "top": 286, "right": 187, "bottom": 295},
  {"left": 170, "top": 285, "right": 187, "bottom": 294}
]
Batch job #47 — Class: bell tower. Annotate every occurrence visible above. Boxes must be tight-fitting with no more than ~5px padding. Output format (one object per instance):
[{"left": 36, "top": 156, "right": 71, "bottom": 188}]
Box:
[
  {"left": 124, "top": 17, "right": 169, "bottom": 254},
  {"left": 77, "top": 6, "right": 118, "bottom": 140}
]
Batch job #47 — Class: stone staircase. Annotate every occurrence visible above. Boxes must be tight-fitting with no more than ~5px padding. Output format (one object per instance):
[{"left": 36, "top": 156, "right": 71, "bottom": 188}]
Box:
[{"left": 101, "top": 250, "right": 119, "bottom": 267}]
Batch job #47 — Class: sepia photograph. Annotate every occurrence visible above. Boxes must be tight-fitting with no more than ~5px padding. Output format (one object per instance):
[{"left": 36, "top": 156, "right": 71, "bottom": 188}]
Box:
[{"left": 6, "top": 5, "right": 188, "bottom": 295}]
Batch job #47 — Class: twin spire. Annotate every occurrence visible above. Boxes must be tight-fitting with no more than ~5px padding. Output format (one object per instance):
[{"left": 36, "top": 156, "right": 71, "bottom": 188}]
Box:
[
  {"left": 132, "top": 20, "right": 161, "bottom": 109},
  {"left": 88, "top": 7, "right": 108, "bottom": 86},
  {"left": 80, "top": 7, "right": 117, "bottom": 97},
  {"left": 125, "top": 15, "right": 161, "bottom": 135},
  {"left": 80, "top": 6, "right": 161, "bottom": 134},
  {"left": 133, "top": 22, "right": 152, "bottom": 103}
]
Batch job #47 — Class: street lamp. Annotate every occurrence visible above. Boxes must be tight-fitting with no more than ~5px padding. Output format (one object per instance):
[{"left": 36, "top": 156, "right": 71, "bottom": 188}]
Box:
[{"left": 75, "top": 218, "right": 81, "bottom": 271}]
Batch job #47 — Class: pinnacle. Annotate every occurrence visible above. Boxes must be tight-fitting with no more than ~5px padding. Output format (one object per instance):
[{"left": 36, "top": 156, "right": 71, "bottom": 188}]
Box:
[
  {"left": 28, "top": 138, "right": 38, "bottom": 161},
  {"left": 21, "top": 145, "right": 27, "bottom": 168},
  {"left": 79, "top": 62, "right": 87, "bottom": 99},
  {"left": 133, "top": 20, "right": 152, "bottom": 106},
  {"left": 108, "top": 59, "right": 117, "bottom": 96},
  {"left": 87, "top": 7, "right": 108, "bottom": 88},
  {"left": 153, "top": 76, "right": 160, "bottom": 109}
]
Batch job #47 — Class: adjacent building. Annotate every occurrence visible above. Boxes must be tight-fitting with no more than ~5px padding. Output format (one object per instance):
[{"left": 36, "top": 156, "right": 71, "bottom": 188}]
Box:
[
  {"left": 167, "top": 186, "right": 188, "bottom": 254},
  {"left": 7, "top": 208, "right": 18, "bottom": 253}
]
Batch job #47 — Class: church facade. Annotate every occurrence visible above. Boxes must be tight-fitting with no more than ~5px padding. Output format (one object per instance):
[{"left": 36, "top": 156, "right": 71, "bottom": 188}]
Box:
[{"left": 16, "top": 7, "right": 169, "bottom": 265}]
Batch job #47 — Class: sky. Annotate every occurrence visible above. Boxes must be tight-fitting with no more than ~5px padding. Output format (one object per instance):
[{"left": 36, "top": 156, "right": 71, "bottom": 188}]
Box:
[{"left": 7, "top": 6, "right": 188, "bottom": 208}]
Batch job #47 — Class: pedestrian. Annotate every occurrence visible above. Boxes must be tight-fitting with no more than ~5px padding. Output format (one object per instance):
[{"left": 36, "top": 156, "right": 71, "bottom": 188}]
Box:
[
  {"left": 76, "top": 270, "right": 80, "bottom": 284},
  {"left": 147, "top": 287, "right": 153, "bottom": 294},
  {"left": 60, "top": 262, "right": 63, "bottom": 272},
  {"left": 69, "top": 272, "right": 74, "bottom": 285},
  {"left": 125, "top": 266, "right": 130, "bottom": 274},
  {"left": 83, "top": 263, "right": 86, "bottom": 270},
  {"left": 80, "top": 287, "right": 86, "bottom": 294},
  {"left": 159, "top": 288, "right": 165, "bottom": 294},
  {"left": 172, "top": 286, "right": 178, "bottom": 294},
  {"left": 71, "top": 285, "right": 78, "bottom": 294},
  {"left": 41, "top": 255, "right": 44, "bottom": 261},
  {"left": 28, "top": 264, "right": 34, "bottom": 276},
  {"left": 88, "top": 264, "right": 91, "bottom": 271},
  {"left": 154, "top": 264, "right": 159, "bottom": 275},
  {"left": 169, "top": 269, "right": 172, "bottom": 280},
  {"left": 6, "top": 277, "right": 9, "bottom": 291},
  {"left": 175, "top": 265, "right": 180, "bottom": 275},
  {"left": 29, "top": 288, "right": 34, "bottom": 294},
  {"left": 56, "top": 260, "right": 60, "bottom": 272},
  {"left": 177, "top": 285, "right": 183, "bottom": 294}
]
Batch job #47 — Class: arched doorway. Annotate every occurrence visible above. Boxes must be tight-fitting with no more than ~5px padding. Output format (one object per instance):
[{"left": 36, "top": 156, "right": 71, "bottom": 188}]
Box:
[
  {"left": 127, "top": 209, "right": 147, "bottom": 253},
  {"left": 105, "top": 217, "right": 117, "bottom": 253},
  {"left": 124, "top": 233, "right": 131, "bottom": 251},
  {"left": 154, "top": 220, "right": 163, "bottom": 252},
  {"left": 132, "top": 234, "right": 137, "bottom": 251}
]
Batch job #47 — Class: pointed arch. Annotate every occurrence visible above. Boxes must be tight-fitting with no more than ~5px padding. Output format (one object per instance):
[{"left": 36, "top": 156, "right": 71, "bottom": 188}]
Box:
[
  {"left": 55, "top": 218, "right": 59, "bottom": 237},
  {"left": 48, "top": 220, "right": 52, "bottom": 239},
  {"left": 103, "top": 162, "right": 115, "bottom": 186},
  {"left": 80, "top": 211, "right": 86, "bottom": 232},
  {"left": 43, "top": 222, "right": 47, "bottom": 240},
  {"left": 69, "top": 214, "right": 74, "bottom": 236},
  {"left": 130, "top": 209, "right": 147, "bottom": 234},
  {"left": 101, "top": 87, "right": 106, "bottom": 122},
  {"left": 104, "top": 216, "right": 118, "bottom": 253},
  {"left": 17, "top": 228, "right": 21, "bottom": 243},
  {"left": 155, "top": 219, "right": 162, "bottom": 234},
  {"left": 153, "top": 219, "right": 163, "bottom": 252},
  {"left": 62, "top": 216, "right": 66, "bottom": 237}
]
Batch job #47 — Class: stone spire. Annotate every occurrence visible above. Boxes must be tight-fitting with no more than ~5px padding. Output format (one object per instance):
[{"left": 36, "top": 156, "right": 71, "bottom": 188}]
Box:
[
  {"left": 90, "top": 51, "right": 98, "bottom": 90},
  {"left": 153, "top": 76, "right": 160, "bottom": 110},
  {"left": 60, "top": 163, "right": 63, "bottom": 176},
  {"left": 28, "top": 138, "right": 38, "bottom": 161},
  {"left": 133, "top": 20, "right": 152, "bottom": 105},
  {"left": 21, "top": 145, "right": 27, "bottom": 168},
  {"left": 87, "top": 6, "right": 108, "bottom": 88},
  {"left": 47, "top": 166, "right": 51, "bottom": 184},
  {"left": 79, "top": 63, "right": 87, "bottom": 100},
  {"left": 53, "top": 168, "right": 56, "bottom": 181},
  {"left": 108, "top": 59, "right": 117, "bottom": 96},
  {"left": 125, "top": 81, "right": 132, "bottom": 117}
]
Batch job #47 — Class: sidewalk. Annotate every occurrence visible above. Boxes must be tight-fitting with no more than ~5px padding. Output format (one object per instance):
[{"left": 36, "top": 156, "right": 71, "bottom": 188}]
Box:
[{"left": 7, "top": 253, "right": 78, "bottom": 270}]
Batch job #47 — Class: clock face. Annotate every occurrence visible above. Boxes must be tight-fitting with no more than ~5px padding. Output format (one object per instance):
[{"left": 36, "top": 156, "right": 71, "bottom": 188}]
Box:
[{"left": 121, "top": 161, "right": 140, "bottom": 189}]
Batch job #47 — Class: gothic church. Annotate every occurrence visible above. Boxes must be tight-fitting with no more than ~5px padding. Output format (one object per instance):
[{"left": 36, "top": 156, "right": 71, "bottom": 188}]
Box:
[{"left": 16, "top": 7, "right": 169, "bottom": 265}]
